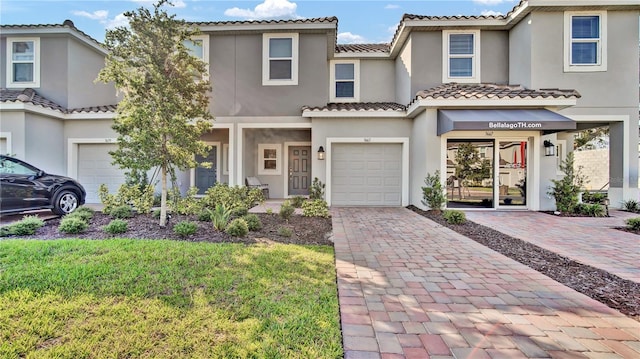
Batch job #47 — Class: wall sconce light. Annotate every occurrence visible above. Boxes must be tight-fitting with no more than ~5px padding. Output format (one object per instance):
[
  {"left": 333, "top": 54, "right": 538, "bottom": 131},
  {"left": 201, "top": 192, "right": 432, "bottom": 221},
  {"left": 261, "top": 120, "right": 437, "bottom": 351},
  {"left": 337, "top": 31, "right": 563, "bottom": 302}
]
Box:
[
  {"left": 317, "top": 146, "right": 325, "bottom": 160},
  {"left": 543, "top": 140, "right": 555, "bottom": 157}
]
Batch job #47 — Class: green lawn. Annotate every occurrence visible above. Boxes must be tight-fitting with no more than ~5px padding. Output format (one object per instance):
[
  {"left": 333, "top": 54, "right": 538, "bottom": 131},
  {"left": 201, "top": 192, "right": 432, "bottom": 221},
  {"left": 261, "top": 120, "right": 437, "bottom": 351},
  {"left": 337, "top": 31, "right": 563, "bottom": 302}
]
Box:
[{"left": 0, "top": 239, "right": 342, "bottom": 358}]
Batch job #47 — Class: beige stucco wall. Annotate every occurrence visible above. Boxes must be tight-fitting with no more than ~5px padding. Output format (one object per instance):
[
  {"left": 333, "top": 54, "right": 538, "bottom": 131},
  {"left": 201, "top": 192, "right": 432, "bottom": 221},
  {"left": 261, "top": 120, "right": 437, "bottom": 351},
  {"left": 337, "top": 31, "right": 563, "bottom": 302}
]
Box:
[{"left": 574, "top": 148, "right": 609, "bottom": 191}]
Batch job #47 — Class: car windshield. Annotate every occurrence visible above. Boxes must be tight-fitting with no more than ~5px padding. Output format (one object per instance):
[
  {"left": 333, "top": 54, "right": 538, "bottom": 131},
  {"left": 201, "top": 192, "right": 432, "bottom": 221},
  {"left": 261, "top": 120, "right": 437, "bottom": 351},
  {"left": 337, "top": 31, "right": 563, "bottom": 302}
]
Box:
[{"left": 0, "top": 158, "right": 38, "bottom": 176}]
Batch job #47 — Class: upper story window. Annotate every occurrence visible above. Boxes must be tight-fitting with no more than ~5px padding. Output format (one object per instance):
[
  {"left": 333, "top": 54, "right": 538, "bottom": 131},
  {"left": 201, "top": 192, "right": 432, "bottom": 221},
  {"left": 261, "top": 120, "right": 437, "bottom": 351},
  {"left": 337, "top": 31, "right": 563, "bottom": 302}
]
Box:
[
  {"left": 330, "top": 60, "right": 360, "bottom": 102},
  {"left": 262, "top": 33, "right": 299, "bottom": 86},
  {"left": 184, "top": 35, "right": 209, "bottom": 80},
  {"left": 442, "top": 30, "right": 480, "bottom": 83},
  {"left": 6, "top": 37, "right": 40, "bottom": 88},
  {"left": 564, "top": 11, "right": 607, "bottom": 72}
]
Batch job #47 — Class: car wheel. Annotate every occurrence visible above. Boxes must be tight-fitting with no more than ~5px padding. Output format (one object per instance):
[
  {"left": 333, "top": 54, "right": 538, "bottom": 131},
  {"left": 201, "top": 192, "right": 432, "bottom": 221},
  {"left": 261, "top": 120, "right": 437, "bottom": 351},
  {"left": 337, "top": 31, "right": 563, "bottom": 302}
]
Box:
[{"left": 53, "top": 190, "right": 79, "bottom": 215}]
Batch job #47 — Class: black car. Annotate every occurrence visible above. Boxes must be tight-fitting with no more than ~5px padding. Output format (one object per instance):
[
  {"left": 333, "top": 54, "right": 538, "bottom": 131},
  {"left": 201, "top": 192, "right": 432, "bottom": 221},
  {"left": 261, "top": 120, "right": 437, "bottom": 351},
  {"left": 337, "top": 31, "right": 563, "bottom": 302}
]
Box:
[{"left": 0, "top": 155, "right": 86, "bottom": 215}]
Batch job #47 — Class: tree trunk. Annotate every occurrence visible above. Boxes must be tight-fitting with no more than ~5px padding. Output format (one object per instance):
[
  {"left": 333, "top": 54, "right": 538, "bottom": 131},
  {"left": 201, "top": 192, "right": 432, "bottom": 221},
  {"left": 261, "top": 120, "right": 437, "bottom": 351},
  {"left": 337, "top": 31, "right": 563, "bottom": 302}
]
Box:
[{"left": 160, "top": 165, "right": 167, "bottom": 227}]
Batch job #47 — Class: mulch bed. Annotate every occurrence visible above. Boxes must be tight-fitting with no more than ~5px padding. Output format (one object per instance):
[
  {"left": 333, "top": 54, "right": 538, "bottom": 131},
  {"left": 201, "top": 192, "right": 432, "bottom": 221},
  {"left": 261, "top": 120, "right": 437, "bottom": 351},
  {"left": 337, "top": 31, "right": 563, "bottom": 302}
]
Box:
[
  {"left": 6, "top": 212, "right": 334, "bottom": 246},
  {"left": 408, "top": 206, "right": 640, "bottom": 320}
]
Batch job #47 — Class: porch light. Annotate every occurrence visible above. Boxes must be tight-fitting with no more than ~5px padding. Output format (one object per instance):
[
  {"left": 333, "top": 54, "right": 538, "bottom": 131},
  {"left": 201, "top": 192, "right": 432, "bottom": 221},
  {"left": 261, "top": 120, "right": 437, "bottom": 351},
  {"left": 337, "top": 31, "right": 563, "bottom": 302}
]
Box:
[
  {"left": 317, "top": 146, "right": 325, "bottom": 160},
  {"left": 543, "top": 140, "right": 555, "bottom": 157}
]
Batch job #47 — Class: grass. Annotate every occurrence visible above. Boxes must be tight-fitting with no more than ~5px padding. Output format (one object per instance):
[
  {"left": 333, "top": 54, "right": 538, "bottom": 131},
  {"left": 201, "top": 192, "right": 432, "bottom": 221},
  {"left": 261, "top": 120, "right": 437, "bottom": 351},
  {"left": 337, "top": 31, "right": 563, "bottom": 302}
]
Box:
[{"left": 0, "top": 239, "right": 342, "bottom": 358}]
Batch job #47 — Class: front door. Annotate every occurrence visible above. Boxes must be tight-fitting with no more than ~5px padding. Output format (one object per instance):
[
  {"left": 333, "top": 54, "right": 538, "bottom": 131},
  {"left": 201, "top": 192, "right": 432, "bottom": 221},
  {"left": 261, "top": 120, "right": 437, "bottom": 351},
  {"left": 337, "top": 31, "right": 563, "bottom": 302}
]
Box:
[
  {"left": 498, "top": 141, "right": 527, "bottom": 207},
  {"left": 288, "top": 146, "right": 311, "bottom": 196},
  {"left": 195, "top": 147, "right": 217, "bottom": 194}
]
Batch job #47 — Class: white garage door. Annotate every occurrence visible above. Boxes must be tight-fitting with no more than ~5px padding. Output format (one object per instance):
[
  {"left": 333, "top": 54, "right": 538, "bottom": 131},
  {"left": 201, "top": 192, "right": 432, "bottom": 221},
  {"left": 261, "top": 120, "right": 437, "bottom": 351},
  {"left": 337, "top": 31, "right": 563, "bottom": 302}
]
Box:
[
  {"left": 331, "top": 143, "right": 402, "bottom": 206},
  {"left": 0, "top": 138, "right": 7, "bottom": 155},
  {"left": 78, "top": 144, "right": 127, "bottom": 203}
]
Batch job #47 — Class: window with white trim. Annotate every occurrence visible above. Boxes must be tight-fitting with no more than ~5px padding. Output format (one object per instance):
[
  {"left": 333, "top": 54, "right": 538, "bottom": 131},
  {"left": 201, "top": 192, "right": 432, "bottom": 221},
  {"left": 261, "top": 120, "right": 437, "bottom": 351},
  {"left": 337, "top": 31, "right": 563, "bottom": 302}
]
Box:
[
  {"left": 442, "top": 30, "right": 480, "bottom": 83},
  {"left": 184, "top": 35, "right": 210, "bottom": 80},
  {"left": 6, "top": 38, "right": 40, "bottom": 88},
  {"left": 330, "top": 60, "right": 360, "bottom": 102},
  {"left": 564, "top": 11, "right": 607, "bottom": 72},
  {"left": 258, "top": 144, "right": 281, "bottom": 175},
  {"left": 262, "top": 33, "right": 298, "bottom": 86}
]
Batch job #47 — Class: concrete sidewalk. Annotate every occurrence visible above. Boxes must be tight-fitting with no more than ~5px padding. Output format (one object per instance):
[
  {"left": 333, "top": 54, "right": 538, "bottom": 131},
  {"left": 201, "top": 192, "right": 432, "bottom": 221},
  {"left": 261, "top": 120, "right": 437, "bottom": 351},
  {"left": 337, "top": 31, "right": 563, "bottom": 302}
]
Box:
[{"left": 332, "top": 207, "right": 640, "bottom": 359}]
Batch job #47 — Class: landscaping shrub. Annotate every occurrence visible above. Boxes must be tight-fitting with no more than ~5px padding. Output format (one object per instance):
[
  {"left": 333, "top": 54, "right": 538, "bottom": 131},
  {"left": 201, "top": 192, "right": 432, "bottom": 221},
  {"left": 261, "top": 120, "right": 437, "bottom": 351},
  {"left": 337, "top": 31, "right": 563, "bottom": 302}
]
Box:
[
  {"left": 309, "top": 177, "right": 325, "bottom": 200},
  {"left": 242, "top": 214, "right": 262, "bottom": 231},
  {"left": 584, "top": 203, "right": 606, "bottom": 217},
  {"left": 623, "top": 199, "right": 639, "bottom": 213},
  {"left": 58, "top": 216, "right": 88, "bottom": 234},
  {"left": 301, "top": 199, "right": 330, "bottom": 218},
  {"left": 279, "top": 201, "right": 295, "bottom": 221},
  {"left": 0, "top": 226, "right": 10, "bottom": 237},
  {"left": 5, "top": 215, "right": 45, "bottom": 236},
  {"left": 202, "top": 183, "right": 264, "bottom": 213},
  {"left": 278, "top": 226, "right": 293, "bottom": 237},
  {"left": 152, "top": 209, "right": 162, "bottom": 219},
  {"left": 168, "top": 187, "right": 203, "bottom": 215},
  {"left": 110, "top": 205, "right": 133, "bottom": 219},
  {"left": 197, "top": 209, "right": 212, "bottom": 222},
  {"left": 98, "top": 183, "right": 154, "bottom": 215},
  {"left": 421, "top": 170, "right": 446, "bottom": 212},
  {"left": 231, "top": 206, "right": 248, "bottom": 218},
  {"left": 626, "top": 217, "right": 640, "bottom": 231},
  {"left": 212, "top": 204, "right": 231, "bottom": 231},
  {"left": 68, "top": 206, "right": 94, "bottom": 222},
  {"left": 225, "top": 218, "right": 248, "bottom": 237},
  {"left": 266, "top": 208, "right": 274, "bottom": 215},
  {"left": 582, "top": 191, "right": 607, "bottom": 204},
  {"left": 442, "top": 209, "right": 466, "bottom": 224},
  {"left": 173, "top": 221, "right": 198, "bottom": 237},
  {"left": 548, "top": 152, "right": 587, "bottom": 213},
  {"left": 290, "top": 195, "right": 306, "bottom": 208},
  {"left": 104, "top": 219, "right": 128, "bottom": 235}
]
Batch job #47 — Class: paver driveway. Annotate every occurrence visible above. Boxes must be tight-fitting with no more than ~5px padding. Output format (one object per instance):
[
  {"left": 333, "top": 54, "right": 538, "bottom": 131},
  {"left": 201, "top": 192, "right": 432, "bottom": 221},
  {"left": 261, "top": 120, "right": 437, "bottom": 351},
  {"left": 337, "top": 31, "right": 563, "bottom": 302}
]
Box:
[{"left": 332, "top": 207, "right": 640, "bottom": 359}]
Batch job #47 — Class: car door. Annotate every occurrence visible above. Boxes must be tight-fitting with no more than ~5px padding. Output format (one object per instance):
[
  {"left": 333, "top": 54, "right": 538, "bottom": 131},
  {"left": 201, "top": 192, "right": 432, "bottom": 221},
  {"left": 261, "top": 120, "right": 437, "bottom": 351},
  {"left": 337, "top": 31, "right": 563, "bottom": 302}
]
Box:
[{"left": 0, "top": 157, "right": 49, "bottom": 212}]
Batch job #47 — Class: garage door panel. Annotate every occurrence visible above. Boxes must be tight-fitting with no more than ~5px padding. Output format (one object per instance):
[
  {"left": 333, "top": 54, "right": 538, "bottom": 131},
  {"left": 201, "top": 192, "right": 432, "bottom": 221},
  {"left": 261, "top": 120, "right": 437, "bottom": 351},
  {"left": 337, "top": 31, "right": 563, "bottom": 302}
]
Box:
[
  {"left": 78, "top": 144, "right": 127, "bottom": 203},
  {"left": 331, "top": 143, "right": 402, "bottom": 206}
]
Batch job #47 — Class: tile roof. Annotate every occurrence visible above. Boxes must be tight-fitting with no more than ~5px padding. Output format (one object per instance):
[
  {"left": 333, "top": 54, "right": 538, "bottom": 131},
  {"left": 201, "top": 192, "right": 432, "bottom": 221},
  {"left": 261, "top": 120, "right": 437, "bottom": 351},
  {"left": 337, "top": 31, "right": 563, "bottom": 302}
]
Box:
[
  {"left": 336, "top": 44, "right": 390, "bottom": 53},
  {"left": 413, "top": 83, "right": 581, "bottom": 101},
  {"left": 302, "top": 102, "right": 406, "bottom": 112},
  {"left": 1, "top": 88, "right": 116, "bottom": 114},
  {"left": 0, "top": 20, "right": 103, "bottom": 47},
  {"left": 189, "top": 16, "right": 338, "bottom": 27}
]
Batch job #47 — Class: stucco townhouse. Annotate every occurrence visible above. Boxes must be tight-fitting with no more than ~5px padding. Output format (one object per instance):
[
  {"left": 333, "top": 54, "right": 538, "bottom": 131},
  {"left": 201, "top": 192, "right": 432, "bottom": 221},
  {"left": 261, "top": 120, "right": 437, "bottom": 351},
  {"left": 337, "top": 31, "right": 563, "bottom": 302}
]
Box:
[{"left": 1, "top": 0, "right": 639, "bottom": 211}]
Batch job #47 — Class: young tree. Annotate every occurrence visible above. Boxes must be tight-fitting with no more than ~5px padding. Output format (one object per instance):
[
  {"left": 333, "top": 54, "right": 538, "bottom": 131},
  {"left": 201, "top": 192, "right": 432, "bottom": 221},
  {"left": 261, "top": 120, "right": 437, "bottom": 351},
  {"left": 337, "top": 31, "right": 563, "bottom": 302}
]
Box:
[{"left": 98, "top": 0, "right": 213, "bottom": 226}]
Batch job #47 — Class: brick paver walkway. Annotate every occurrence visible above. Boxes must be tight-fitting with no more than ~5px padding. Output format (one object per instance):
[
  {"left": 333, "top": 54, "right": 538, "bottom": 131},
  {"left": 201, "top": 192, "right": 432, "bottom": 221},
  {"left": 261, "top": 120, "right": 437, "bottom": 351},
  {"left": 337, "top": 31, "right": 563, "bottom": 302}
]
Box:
[
  {"left": 464, "top": 210, "right": 640, "bottom": 283},
  {"left": 332, "top": 207, "right": 640, "bottom": 359}
]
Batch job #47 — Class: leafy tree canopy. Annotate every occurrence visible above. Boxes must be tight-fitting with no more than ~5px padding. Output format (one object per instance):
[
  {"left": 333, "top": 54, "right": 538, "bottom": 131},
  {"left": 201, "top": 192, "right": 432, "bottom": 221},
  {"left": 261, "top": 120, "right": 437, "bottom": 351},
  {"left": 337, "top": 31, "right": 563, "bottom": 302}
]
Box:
[{"left": 98, "top": 0, "right": 213, "bottom": 226}]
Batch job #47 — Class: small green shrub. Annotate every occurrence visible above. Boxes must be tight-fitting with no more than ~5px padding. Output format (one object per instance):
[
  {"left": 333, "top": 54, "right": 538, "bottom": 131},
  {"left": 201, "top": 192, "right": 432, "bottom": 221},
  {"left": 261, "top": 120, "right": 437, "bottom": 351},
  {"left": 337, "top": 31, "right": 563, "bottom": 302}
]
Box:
[
  {"left": 309, "top": 177, "right": 325, "bottom": 200},
  {"left": 202, "top": 183, "right": 265, "bottom": 212},
  {"left": 58, "top": 216, "right": 88, "bottom": 234},
  {"left": 623, "top": 199, "right": 639, "bottom": 213},
  {"left": 584, "top": 203, "right": 606, "bottom": 217},
  {"left": 279, "top": 201, "right": 295, "bottom": 221},
  {"left": 0, "top": 226, "right": 11, "bottom": 237},
  {"left": 212, "top": 204, "right": 232, "bottom": 231},
  {"left": 548, "top": 152, "right": 587, "bottom": 213},
  {"left": 225, "top": 218, "right": 248, "bottom": 237},
  {"left": 266, "top": 208, "right": 273, "bottom": 215},
  {"left": 98, "top": 183, "right": 154, "bottom": 214},
  {"left": 168, "top": 187, "right": 203, "bottom": 215},
  {"left": 290, "top": 196, "right": 306, "bottom": 208},
  {"left": 103, "top": 219, "right": 128, "bottom": 235},
  {"left": 152, "top": 209, "right": 161, "bottom": 219},
  {"left": 422, "top": 170, "right": 446, "bottom": 212},
  {"left": 626, "top": 217, "right": 640, "bottom": 231},
  {"left": 7, "top": 215, "right": 45, "bottom": 236},
  {"left": 301, "top": 199, "right": 330, "bottom": 218},
  {"left": 242, "top": 214, "right": 262, "bottom": 231},
  {"left": 231, "top": 206, "right": 248, "bottom": 218},
  {"left": 582, "top": 191, "right": 607, "bottom": 204},
  {"left": 442, "top": 209, "right": 466, "bottom": 224},
  {"left": 197, "top": 209, "right": 212, "bottom": 222},
  {"left": 278, "top": 226, "right": 293, "bottom": 237},
  {"left": 67, "top": 207, "right": 94, "bottom": 222},
  {"left": 110, "top": 205, "right": 133, "bottom": 219},
  {"left": 173, "top": 221, "right": 198, "bottom": 237}
]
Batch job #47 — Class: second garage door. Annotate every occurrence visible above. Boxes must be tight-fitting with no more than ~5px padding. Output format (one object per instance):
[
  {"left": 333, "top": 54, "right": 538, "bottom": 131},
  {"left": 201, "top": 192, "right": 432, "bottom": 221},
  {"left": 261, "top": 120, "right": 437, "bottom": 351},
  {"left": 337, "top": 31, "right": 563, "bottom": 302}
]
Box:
[
  {"left": 331, "top": 143, "right": 402, "bottom": 206},
  {"left": 77, "top": 144, "right": 127, "bottom": 203}
]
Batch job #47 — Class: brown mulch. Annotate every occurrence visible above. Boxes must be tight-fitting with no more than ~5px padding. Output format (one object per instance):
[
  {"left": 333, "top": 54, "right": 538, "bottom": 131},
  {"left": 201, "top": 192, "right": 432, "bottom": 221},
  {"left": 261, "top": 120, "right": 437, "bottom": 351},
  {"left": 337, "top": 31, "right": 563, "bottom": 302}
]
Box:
[
  {"left": 8, "top": 212, "right": 334, "bottom": 246},
  {"left": 408, "top": 206, "right": 640, "bottom": 320}
]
